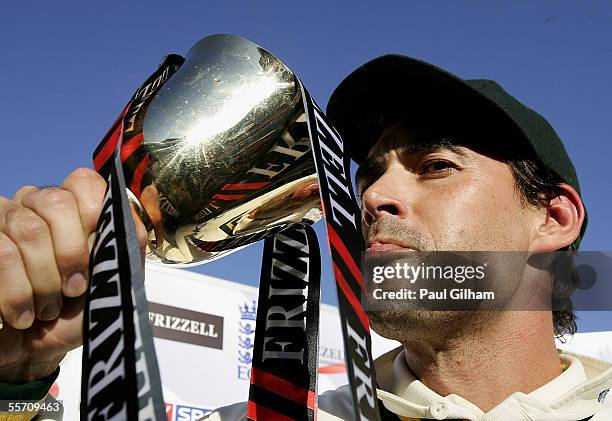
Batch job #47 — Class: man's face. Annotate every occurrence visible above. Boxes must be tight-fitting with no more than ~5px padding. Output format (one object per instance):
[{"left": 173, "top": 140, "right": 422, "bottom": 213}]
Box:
[
  {"left": 357, "top": 123, "right": 538, "bottom": 253},
  {"left": 357, "top": 122, "right": 543, "bottom": 340}
]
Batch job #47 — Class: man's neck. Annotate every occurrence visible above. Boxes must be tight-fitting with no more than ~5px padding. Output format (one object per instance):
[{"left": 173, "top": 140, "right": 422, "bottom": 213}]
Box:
[{"left": 401, "top": 311, "right": 562, "bottom": 413}]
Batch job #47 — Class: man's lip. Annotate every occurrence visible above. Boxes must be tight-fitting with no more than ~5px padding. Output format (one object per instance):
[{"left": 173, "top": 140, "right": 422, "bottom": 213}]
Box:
[{"left": 366, "top": 240, "right": 419, "bottom": 253}]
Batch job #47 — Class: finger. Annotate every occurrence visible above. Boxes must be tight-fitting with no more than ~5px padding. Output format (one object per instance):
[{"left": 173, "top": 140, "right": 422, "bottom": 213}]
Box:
[
  {"left": 0, "top": 232, "right": 35, "bottom": 329},
  {"left": 27, "top": 294, "right": 86, "bottom": 356},
  {"left": 2, "top": 205, "right": 63, "bottom": 321},
  {"left": 130, "top": 205, "right": 148, "bottom": 252},
  {"left": 60, "top": 168, "right": 107, "bottom": 236},
  {"left": 0, "top": 196, "right": 9, "bottom": 215},
  {"left": 19, "top": 188, "right": 89, "bottom": 297},
  {"left": 139, "top": 185, "right": 160, "bottom": 253},
  {"left": 11, "top": 185, "right": 38, "bottom": 203}
]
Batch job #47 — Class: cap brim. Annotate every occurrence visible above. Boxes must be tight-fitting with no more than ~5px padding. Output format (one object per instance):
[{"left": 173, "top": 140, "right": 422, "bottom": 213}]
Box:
[{"left": 326, "top": 55, "right": 504, "bottom": 164}]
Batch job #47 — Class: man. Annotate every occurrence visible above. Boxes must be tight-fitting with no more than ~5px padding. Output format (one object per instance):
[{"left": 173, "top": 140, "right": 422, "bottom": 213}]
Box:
[
  {"left": 0, "top": 55, "right": 609, "bottom": 420},
  {"left": 204, "top": 56, "right": 611, "bottom": 420}
]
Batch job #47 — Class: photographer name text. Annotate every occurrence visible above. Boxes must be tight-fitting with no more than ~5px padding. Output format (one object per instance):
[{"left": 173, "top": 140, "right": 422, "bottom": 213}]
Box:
[{"left": 372, "top": 288, "right": 495, "bottom": 300}]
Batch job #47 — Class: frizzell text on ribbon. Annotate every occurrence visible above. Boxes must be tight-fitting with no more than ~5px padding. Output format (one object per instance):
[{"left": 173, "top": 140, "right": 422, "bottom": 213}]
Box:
[
  {"left": 310, "top": 106, "right": 357, "bottom": 229},
  {"left": 346, "top": 323, "right": 376, "bottom": 412},
  {"left": 124, "top": 65, "right": 172, "bottom": 133},
  {"left": 262, "top": 230, "right": 311, "bottom": 362},
  {"left": 300, "top": 84, "right": 380, "bottom": 421},
  {"left": 83, "top": 176, "right": 130, "bottom": 420},
  {"left": 248, "top": 227, "right": 321, "bottom": 421}
]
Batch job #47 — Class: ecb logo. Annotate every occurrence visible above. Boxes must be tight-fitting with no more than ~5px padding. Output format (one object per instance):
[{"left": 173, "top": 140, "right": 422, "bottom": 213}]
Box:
[{"left": 237, "top": 300, "right": 257, "bottom": 380}]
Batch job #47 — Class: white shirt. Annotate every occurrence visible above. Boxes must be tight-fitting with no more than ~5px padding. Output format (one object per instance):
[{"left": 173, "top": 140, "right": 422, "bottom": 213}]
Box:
[{"left": 205, "top": 347, "right": 612, "bottom": 420}]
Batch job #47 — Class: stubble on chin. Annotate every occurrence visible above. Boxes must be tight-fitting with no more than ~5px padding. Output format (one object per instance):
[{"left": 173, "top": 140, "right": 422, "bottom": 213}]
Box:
[{"left": 366, "top": 308, "right": 497, "bottom": 345}]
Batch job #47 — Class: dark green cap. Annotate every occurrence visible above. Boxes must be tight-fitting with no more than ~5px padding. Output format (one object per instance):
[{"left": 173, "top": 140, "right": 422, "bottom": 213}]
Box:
[{"left": 326, "top": 54, "right": 587, "bottom": 247}]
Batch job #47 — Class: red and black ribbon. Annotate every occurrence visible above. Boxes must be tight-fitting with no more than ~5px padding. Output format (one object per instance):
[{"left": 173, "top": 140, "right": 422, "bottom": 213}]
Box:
[
  {"left": 92, "top": 54, "right": 184, "bottom": 181},
  {"left": 247, "top": 226, "right": 321, "bottom": 421},
  {"left": 300, "top": 84, "right": 381, "bottom": 421},
  {"left": 247, "top": 84, "right": 381, "bottom": 421}
]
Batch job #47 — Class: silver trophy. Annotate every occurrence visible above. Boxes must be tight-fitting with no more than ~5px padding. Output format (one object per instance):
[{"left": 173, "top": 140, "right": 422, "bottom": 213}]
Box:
[{"left": 119, "top": 34, "right": 322, "bottom": 265}]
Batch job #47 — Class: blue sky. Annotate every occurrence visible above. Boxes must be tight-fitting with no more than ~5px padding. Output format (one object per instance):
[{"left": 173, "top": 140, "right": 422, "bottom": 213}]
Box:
[{"left": 0, "top": 1, "right": 610, "bottom": 332}]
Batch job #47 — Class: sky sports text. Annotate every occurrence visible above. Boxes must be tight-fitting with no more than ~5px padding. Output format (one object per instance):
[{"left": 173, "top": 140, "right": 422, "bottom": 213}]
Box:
[{"left": 166, "top": 403, "right": 211, "bottom": 421}]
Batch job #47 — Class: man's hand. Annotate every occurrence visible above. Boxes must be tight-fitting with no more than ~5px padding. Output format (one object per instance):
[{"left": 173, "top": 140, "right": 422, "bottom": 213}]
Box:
[{"left": 0, "top": 168, "right": 147, "bottom": 383}]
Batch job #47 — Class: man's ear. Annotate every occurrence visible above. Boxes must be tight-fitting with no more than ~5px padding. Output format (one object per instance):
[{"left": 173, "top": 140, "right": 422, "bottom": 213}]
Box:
[{"left": 532, "top": 183, "right": 585, "bottom": 252}]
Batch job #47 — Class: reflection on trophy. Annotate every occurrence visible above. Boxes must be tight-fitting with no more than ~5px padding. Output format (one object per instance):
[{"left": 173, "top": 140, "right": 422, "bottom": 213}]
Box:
[{"left": 119, "top": 34, "right": 322, "bottom": 265}]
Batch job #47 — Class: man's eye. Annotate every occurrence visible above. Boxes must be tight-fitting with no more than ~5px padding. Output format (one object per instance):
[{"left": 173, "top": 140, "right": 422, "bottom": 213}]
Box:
[{"left": 419, "top": 160, "right": 456, "bottom": 175}]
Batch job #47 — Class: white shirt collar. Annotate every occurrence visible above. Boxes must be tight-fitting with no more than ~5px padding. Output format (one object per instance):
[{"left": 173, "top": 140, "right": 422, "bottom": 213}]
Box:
[
  {"left": 375, "top": 347, "right": 593, "bottom": 419},
  {"left": 528, "top": 353, "right": 586, "bottom": 404}
]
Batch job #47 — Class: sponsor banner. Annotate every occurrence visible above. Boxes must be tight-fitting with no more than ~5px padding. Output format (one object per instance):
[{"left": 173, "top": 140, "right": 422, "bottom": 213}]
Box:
[
  {"left": 148, "top": 302, "right": 223, "bottom": 349},
  {"left": 147, "top": 264, "right": 350, "bottom": 411}
]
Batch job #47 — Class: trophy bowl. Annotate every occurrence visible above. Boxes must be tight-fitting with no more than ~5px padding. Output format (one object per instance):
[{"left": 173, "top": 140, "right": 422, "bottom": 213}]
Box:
[{"left": 117, "top": 34, "right": 322, "bottom": 265}]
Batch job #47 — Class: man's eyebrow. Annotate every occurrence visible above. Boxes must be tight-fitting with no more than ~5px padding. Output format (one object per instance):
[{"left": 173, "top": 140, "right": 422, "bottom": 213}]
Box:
[
  {"left": 404, "top": 138, "right": 469, "bottom": 157},
  {"left": 355, "top": 137, "right": 470, "bottom": 186}
]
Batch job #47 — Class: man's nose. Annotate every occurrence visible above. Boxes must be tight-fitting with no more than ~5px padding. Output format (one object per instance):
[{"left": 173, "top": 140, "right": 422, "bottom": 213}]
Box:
[{"left": 361, "top": 170, "right": 411, "bottom": 226}]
